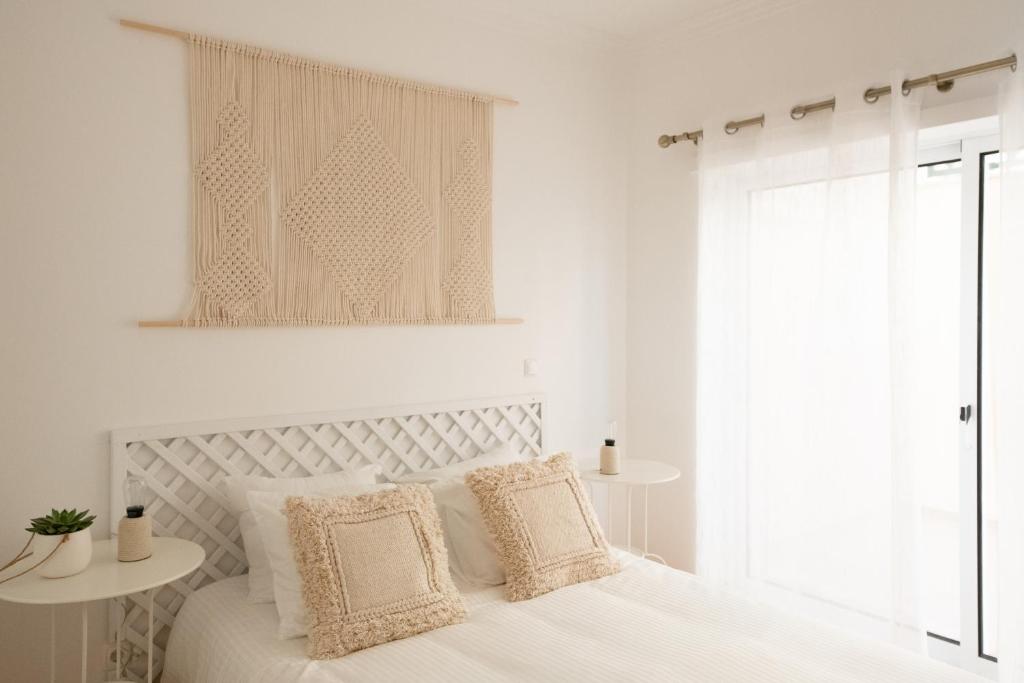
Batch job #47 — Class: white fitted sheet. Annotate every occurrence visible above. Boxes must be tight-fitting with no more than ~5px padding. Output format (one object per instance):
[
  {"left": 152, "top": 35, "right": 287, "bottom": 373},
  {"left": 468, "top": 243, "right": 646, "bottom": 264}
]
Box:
[{"left": 163, "top": 552, "right": 980, "bottom": 683}]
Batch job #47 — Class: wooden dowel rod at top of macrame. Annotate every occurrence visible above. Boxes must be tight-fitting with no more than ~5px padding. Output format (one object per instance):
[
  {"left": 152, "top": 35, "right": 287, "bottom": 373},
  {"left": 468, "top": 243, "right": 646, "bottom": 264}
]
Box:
[
  {"left": 137, "top": 318, "right": 524, "bottom": 328},
  {"left": 119, "top": 19, "right": 520, "bottom": 107}
]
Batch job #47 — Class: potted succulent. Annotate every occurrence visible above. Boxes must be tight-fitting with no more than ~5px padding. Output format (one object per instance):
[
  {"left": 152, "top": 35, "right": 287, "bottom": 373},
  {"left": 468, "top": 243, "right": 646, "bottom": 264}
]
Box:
[{"left": 26, "top": 508, "right": 96, "bottom": 578}]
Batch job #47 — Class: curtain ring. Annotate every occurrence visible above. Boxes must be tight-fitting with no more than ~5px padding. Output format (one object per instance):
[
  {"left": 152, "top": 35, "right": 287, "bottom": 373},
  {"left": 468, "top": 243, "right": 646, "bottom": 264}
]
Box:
[
  {"left": 790, "top": 106, "right": 807, "bottom": 120},
  {"left": 863, "top": 89, "right": 881, "bottom": 104},
  {"left": 725, "top": 115, "right": 763, "bottom": 135},
  {"left": 901, "top": 79, "right": 913, "bottom": 96}
]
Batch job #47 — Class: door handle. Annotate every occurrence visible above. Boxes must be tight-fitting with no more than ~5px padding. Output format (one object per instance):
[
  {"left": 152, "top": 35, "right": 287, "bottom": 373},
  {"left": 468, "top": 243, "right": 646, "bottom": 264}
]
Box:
[{"left": 960, "top": 405, "right": 973, "bottom": 424}]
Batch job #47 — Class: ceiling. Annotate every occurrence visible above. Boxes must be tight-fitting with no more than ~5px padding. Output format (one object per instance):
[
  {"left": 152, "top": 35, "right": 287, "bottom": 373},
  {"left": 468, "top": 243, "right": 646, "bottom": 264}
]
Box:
[
  {"left": 502, "top": 0, "right": 774, "bottom": 41},
  {"left": 417, "top": 0, "right": 806, "bottom": 47}
]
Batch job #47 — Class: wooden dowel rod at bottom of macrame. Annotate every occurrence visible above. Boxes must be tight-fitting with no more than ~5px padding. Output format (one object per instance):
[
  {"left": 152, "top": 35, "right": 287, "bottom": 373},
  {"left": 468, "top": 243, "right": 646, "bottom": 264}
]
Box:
[{"left": 137, "top": 318, "right": 524, "bottom": 327}]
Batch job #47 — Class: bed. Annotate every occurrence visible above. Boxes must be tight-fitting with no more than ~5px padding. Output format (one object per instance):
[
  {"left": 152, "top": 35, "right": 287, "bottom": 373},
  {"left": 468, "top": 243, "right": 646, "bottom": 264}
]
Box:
[
  {"left": 111, "top": 395, "right": 979, "bottom": 682},
  {"left": 163, "top": 550, "right": 978, "bottom": 682}
]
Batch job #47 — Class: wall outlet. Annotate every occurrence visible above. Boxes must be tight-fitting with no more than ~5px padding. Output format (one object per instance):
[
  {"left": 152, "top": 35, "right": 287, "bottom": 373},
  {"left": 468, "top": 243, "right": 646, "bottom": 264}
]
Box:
[
  {"left": 523, "top": 358, "right": 539, "bottom": 377},
  {"left": 104, "top": 639, "right": 139, "bottom": 676}
]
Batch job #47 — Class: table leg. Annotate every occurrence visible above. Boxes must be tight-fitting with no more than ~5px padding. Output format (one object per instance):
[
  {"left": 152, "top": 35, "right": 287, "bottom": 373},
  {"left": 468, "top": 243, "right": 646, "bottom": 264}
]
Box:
[
  {"left": 606, "top": 485, "right": 613, "bottom": 546},
  {"left": 587, "top": 482, "right": 604, "bottom": 543},
  {"left": 50, "top": 605, "right": 55, "bottom": 683},
  {"left": 81, "top": 602, "right": 87, "bottom": 683},
  {"left": 626, "top": 486, "right": 633, "bottom": 555},
  {"left": 640, "top": 483, "right": 667, "bottom": 564},
  {"left": 147, "top": 589, "right": 154, "bottom": 683},
  {"left": 115, "top": 597, "right": 122, "bottom": 680},
  {"left": 643, "top": 484, "right": 650, "bottom": 555}
]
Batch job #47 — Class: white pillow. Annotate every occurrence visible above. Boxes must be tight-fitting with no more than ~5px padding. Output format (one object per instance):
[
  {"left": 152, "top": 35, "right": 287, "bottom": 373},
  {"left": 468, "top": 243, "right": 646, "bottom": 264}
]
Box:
[
  {"left": 219, "top": 465, "right": 380, "bottom": 603},
  {"left": 397, "top": 443, "right": 528, "bottom": 586},
  {"left": 249, "top": 483, "right": 395, "bottom": 639}
]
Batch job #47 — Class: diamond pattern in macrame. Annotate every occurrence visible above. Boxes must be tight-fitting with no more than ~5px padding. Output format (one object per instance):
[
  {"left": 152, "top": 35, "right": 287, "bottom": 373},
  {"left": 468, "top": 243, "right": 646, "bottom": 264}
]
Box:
[
  {"left": 444, "top": 140, "right": 490, "bottom": 229},
  {"left": 193, "top": 101, "right": 272, "bottom": 318},
  {"left": 197, "top": 242, "right": 272, "bottom": 319},
  {"left": 443, "top": 140, "right": 493, "bottom": 318},
  {"left": 197, "top": 103, "right": 270, "bottom": 220},
  {"left": 282, "top": 115, "right": 435, "bottom": 320},
  {"left": 444, "top": 234, "right": 491, "bottom": 319}
]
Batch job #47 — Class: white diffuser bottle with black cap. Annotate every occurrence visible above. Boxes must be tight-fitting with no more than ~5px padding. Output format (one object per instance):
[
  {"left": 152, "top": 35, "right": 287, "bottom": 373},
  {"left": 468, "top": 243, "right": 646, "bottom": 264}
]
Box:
[
  {"left": 599, "top": 421, "right": 620, "bottom": 475},
  {"left": 118, "top": 475, "right": 153, "bottom": 562}
]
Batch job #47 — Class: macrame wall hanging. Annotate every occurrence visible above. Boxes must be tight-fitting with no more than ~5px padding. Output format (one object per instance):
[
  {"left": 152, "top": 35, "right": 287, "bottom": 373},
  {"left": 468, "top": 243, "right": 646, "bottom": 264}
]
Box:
[{"left": 129, "top": 20, "right": 515, "bottom": 327}]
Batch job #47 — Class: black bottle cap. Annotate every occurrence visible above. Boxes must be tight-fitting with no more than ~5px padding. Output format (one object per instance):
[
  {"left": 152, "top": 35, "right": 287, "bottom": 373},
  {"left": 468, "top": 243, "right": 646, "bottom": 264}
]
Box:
[
  {"left": 604, "top": 439, "right": 616, "bottom": 447},
  {"left": 126, "top": 505, "right": 144, "bottom": 519}
]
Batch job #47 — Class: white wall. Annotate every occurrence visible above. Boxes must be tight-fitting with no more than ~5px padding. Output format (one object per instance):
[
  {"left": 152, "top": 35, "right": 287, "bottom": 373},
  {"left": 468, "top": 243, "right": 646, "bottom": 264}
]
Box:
[
  {"left": 0, "top": 1, "right": 627, "bottom": 678},
  {"left": 625, "top": 0, "right": 1024, "bottom": 572}
]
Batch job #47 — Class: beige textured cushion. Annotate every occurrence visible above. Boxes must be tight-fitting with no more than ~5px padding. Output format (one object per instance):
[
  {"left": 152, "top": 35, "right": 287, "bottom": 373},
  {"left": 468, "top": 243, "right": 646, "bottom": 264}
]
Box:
[
  {"left": 285, "top": 485, "right": 466, "bottom": 659},
  {"left": 465, "top": 452, "right": 619, "bottom": 601}
]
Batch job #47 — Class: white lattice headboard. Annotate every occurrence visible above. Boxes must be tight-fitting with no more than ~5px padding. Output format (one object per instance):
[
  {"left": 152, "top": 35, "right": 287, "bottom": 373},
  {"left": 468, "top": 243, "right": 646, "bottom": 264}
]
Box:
[{"left": 109, "top": 394, "right": 543, "bottom": 680}]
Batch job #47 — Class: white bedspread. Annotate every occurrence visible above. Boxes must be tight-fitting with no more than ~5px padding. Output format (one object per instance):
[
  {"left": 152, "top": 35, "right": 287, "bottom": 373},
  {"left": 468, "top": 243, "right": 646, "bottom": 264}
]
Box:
[{"left": 163, "top": 552, "right": 979, "bottom": 682}]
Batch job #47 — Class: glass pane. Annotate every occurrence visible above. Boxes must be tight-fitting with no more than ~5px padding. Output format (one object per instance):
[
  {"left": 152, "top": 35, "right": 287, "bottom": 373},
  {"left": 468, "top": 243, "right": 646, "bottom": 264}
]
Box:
[
  {"left": 747, "top": 172, "right": 895, "bottom": 637},
  {"left": 915, "top": 161, "right": 963, "bottom": 641},
  {"left": 981, "top": 152, "right": 1000, "bottom": 658},
  {"left": 745, "top": 161, "right": 963, "bottom": 642}
]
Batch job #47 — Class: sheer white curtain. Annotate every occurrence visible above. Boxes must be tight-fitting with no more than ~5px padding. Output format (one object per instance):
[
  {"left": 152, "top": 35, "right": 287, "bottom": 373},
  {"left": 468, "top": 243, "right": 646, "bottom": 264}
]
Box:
[
  {"left": 696, "top": 78, "right": 927, "bottom": 648},
  {"left": 993, "top": 55, "right": 1024, "bottom": 683}
]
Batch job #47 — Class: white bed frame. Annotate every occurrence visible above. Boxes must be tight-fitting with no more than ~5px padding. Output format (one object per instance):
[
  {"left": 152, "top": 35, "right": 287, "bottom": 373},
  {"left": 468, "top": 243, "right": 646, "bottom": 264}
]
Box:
[{"left": 108, "top": 394, "right": 543, "bottom": 681}]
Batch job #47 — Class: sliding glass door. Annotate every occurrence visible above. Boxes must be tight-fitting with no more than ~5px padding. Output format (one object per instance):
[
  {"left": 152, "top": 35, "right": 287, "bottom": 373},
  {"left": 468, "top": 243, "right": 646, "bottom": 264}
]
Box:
[
  {"left": 915, "top": 155, "right": 964, "bottom": 644},
  {"left": 742, "top": 129, "right": 1004, "bottom": 676},
  {"left": 710, "top": 122, "right": 1003, "bottom": 677},
  {"left": 923, "top": 133, "right": 1000, "bottom": 678}
]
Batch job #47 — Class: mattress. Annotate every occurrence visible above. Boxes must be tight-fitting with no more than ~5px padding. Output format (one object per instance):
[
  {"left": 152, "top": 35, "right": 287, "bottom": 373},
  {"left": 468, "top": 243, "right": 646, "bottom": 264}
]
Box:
[{"left": 163, "top": 552, "right": 980, "bottom": 682}]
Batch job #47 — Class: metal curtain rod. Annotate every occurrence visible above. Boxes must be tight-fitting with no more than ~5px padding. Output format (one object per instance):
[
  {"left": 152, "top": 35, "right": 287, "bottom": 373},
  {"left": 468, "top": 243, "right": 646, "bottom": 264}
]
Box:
[
  {"left": 119, "top": 19, "right": 520, "bottom": 107},
  {"left": 863, "top": 55, "right": 1017, "bottom": 103},
  {"left": 659, "top": 53, "right": 1017, "bottom": 148}
]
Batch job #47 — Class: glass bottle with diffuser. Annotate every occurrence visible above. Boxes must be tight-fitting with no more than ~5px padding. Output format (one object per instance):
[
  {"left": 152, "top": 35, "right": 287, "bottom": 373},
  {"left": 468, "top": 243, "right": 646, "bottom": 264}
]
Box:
[
  {"left": 117, "top": 475, "right": 153, "bottom": 561},
  {"left": 599, "top": 421, "right": 620, "bottom": 475}
]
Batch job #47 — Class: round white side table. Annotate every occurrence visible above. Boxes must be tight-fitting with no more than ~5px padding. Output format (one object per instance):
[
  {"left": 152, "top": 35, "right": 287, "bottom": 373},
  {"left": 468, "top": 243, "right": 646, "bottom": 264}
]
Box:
[
  {"left": 0, "top": 536, "right": 204, "bottom": 683},
  {"left": 581, "top": 459, "right": 680, "bottom": 564}
]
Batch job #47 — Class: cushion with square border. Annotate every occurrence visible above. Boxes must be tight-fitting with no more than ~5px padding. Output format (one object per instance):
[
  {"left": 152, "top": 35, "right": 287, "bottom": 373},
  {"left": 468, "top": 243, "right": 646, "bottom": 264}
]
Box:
[
  {"left": 285, "top": 484, "right": 466, "bottom": 659},
  {"left": 465, "top": 452, "right": 619, "bottom": 602}
]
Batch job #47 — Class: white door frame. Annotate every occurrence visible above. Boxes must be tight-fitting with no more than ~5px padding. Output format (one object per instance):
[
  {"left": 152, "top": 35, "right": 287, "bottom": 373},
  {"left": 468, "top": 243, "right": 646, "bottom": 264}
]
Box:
[{"left": 925, "top": 133, "right": 999, "bottom": 680}]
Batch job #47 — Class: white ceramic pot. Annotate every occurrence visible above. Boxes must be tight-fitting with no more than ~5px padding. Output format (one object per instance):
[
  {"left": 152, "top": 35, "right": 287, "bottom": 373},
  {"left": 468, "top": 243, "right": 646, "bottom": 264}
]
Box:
[{"left": 36, "top": 528, "right": 93, "bottom": 578}]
